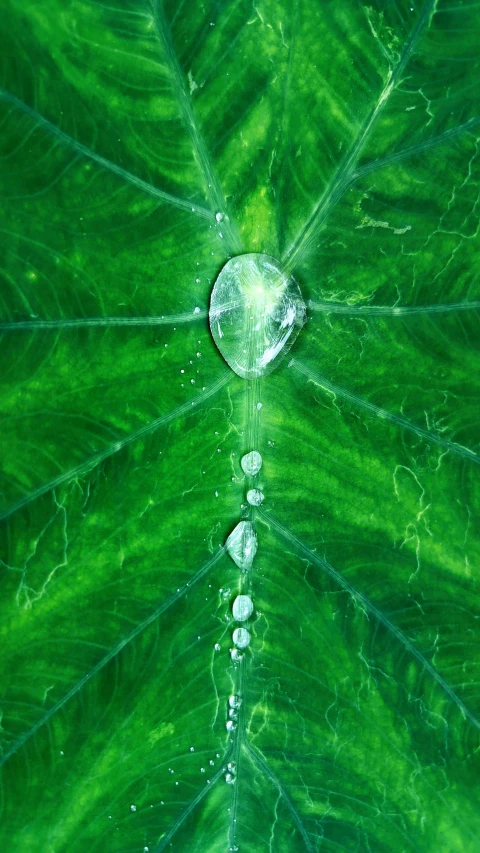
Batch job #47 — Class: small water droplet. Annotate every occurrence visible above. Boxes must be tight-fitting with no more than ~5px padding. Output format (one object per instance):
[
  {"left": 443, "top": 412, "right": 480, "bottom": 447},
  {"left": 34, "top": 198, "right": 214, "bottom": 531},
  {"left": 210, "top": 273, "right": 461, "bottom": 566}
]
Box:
[
  {"left": 233, "top": 627, "right": 251, "bottom": 649},
  {"left": 225, "top": 772, "right": 236, "bottom": 784},
  {"left": 214, "top": 642, "right": 221, "bottom": 651},
  {"left": 215, "top": 212, "right": 224, "bottom": 222},
  {"left": 209, "top": 759, "right": 215, "bottom": 766},
  {"left": 232, "top": 594, "right": 254, "bottom": 622},
  {"left": 230, "top": 648, "right": 243, "bottom": 662},
  {"left": 200, "top": 767, "right": 206, "bottom": 773},
  {"left": 247, "top": 488, "right": 264, "bottom": 506},
  {"left": 227, "top": 761, "right": 236, "bottom": 773},
  {"left": 256, "top": 402, "right": 263, "bottom": 410},
  {"left": 190, "top": 747, "right": 195, "bottom": 752},
  {"left": 130, "top": 804, "right": 137, "bottom": 812},
  {"left": 194, "top": 306, "right": 201, "bottom": 314},
  {"left": 226, "top": 521, "right": 257, "bottom": 570},
  {"left": 229, "top": 695, "right": 242, "bottom": 709},
  {"left": 241, "top": 451, "right": 262, "bottom": 477},
  {"left": 226, "top": 720, "right": 237, "bottom": 732}
]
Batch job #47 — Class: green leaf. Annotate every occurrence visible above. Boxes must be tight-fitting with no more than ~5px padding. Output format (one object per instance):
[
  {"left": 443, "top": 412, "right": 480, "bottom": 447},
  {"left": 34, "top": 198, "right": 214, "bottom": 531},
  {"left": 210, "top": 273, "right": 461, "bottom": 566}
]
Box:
[{"left": 1, "top": 1, "right": 479, "bottom": 850}]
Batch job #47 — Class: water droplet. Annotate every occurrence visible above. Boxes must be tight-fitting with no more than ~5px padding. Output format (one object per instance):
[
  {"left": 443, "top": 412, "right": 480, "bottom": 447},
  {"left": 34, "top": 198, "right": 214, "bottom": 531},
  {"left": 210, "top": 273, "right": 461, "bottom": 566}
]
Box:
[
  {"left": 215, "top": 212, "right": 224, "bottom": 222},
  {"left": 190, "top": 747, "right": 195, "bottom": 752},
  {"left": 256, "top": 402, "right": 263, "bottom": 410},
  {"left": 229, "top": 695, "right": 242, "bottom": 709},
  {"left": 246, "top": 488, "right": 264, "bottom": 506},
  {"left": 214, "top": 643, "right": 221, "bottom": 651},
  {"left": 233, "top": 627, "right": 251, "bottom": 649},
  {"left": 209, "top": 254, "right": 306, "bottom": 379},
  {"left": 228, "top": 708, "right": 238, "bottom": 719},
  {"left": 232, "top": 594, "right": 254, "bottom": 622},
  {"left": 241, "top": 450, "right": 262, "bottom": 477},
  {"left": 227, "top": 761, "right": 237, "bottom": 773},
  {"left": 130, "top": 804, "right": 137, "bottom": 812},
  {"left": 225, "top": 772, "right": 236, "bottom": 784},
  {"left": 194, "top": 306, "right": 201, "bottom": 314},
  {"left": 200, "top": 767, "right": 206, "bottom": 773},
  {"left": 226, "top": 720, "right": 237, "bottom": 732},
  {"left": 226, "top": 521, "right": 257, "bottom": 570},
  {"left": 230, "top": 648, "right": 243, "bottom": 662}
]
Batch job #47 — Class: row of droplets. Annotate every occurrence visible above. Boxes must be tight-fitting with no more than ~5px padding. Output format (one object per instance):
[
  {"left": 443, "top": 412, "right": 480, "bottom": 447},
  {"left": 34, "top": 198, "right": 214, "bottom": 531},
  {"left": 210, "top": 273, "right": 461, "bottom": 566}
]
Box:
[{"left": 221, "top": 448, "right": 264, "bottom": 792}]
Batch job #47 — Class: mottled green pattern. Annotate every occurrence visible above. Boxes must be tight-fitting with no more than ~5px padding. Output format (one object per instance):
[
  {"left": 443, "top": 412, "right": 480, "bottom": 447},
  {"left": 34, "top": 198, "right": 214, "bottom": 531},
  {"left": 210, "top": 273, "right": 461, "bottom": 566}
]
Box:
[{"left": 0, "top": 0, "right": 479, "bottom": 851}]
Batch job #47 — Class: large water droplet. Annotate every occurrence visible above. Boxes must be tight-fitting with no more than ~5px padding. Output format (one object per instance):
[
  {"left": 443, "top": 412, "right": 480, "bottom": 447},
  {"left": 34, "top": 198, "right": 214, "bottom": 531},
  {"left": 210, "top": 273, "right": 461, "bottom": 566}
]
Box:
[
  {"left": 233, "top": 627, "right": 251, "bottom": 649},
  {"left": 246, "top": 488, "right": 264, "bottom": 506},
  {"left": 241, "top": 450, "right": 262, "bottom": 477},
  {"left": 232, "top": 594, "right": 254, "bottom": 622},
  {"left": 209, "top": 254, "right": 306, "bottom": 379},
  {"left": 226, "top": 521, "right": 257, "bottom": 570}
]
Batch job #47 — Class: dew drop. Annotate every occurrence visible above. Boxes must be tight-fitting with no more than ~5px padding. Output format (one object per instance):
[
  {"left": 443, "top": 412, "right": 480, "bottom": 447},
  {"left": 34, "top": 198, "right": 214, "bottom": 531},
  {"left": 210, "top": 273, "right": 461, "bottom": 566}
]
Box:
[
  {"left": 130, "top": 804, "right": 137, "bottom": 812},
  {"left": 232, "top": 594, "right": 254, "bottom": 622},
  {"left": 229, "top": 695, "right": 242, "bottom": 709},
  {"left": 230, "top": 648, "right": 243, "bottom": 662},
  {"left": 214, "top": 643, "right": 221, "bottom": 651},
  {"left": 240, "top": 450, "right": 262, "bottom": 477},
  {"left": 215, "top": 211, "right": 224, "bottom": 222},
  {"left": 226, "top": 720, "right": 237, "bottom": 732},
  {"left": 209, "top": 253, "right": 306, "bottom": 379},
  {"left": 246, "top": 488, "right": 264, "bottom": 506},
  {"left": 225, "top": 772, "right": 236, "bottom": 784},
  {"left": 194, "top": 306, "right": 201, "bottom": 314},
  {"left": 226, "top": 521, "right": 257, "bottom": 570},
  {"left": 232, "top": 627, "right": 251, "bottom": 649},
  {"left": 227, "top": 761, "right": 236, "bottom": 773}
]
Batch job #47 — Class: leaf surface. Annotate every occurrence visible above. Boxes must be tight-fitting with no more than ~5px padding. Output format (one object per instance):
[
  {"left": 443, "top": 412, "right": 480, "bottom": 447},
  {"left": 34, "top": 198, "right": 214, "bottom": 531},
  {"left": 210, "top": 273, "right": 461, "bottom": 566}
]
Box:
[{"left": 1, "top": 1, "right": 479, "bottom": 851}]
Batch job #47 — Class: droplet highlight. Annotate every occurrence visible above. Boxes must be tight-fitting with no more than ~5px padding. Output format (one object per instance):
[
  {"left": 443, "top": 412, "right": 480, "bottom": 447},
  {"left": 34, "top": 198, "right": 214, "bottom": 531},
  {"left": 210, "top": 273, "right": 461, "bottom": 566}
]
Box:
[
  {"left": 232, "top": 594, "right": 254, "bottom": 622},
  {"left": 241, "top": 450, "right": 262, "bottom": 477},
  {"left": 209, "top": 253, "right": 306, "bottom": 379},
  {"left": 226, "top": 521, "right": 257, "bottom": 570},
  {"left": 232, "top": 627, "right": 251, "bottom": 649}
]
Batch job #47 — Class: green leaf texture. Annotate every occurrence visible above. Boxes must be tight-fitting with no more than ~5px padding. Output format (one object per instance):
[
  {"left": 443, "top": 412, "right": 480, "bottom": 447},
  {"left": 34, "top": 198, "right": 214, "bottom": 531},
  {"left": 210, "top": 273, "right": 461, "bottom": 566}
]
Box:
[{"left": 1, "top": 1, "right": 479, "bottom": 850}]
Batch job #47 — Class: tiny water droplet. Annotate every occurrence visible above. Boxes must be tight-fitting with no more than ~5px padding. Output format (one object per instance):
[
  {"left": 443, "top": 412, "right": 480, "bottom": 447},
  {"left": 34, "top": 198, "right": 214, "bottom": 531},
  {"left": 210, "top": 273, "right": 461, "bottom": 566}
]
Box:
[
  {"left": 226, "top": 720, "right": 237, "bottom": 732},
  {"left": 230, "top": 648, "right": 243, "bottom": 662},
  {"left": 241, "top": 451, "right": 262, "bottom": 477},
  {"left": 190, "top": 747, "right": 195, "bottom": 752},
  {"left": 130, "top": 804, "right": 137, "bottom": 812},
  {"left": 226, "top": 521, "right": 257, "bottom": 570},
  {"left": 225, "top": 772, "right": 236, "bottom": 784},
  {"left": 215, "top": 212, "right": 224, "bottom": 222},
  {"left": 214, "top": 642, "right": 221, "bottom": 651},
  {"left": 227, "top": 761, "right": 236, "bottom": 773},
  {"left": 232, "top": 594, "right": 254, "bottom": 622},
  {"left": 247, "top": 488, "right": 264, "bottom": 506},
  {"left": 194, "top": 306, "right": 201, "bottom": 314},
  {"left": 229, "top": 695, "right": 242, "bottom": 709},
  {"left": 233, "top": 627, "right": 251, "bottom": 649}
]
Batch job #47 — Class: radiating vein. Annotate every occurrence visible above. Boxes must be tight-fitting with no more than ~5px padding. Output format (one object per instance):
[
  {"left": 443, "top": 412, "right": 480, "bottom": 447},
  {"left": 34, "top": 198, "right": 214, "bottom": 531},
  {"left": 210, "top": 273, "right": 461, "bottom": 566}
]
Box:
[
  {"left": 262, "top": 511, "right": 480, "bottom": 731},
  {"left": 308, "top": 299, "right": 480, "bottom": 316},
  {"left": 151, "top": 0, "right": 242, "bottom": 254},
  {"left": 0, "top": 372, "right": 230, "bottom": 523},
  {"left": 153, "top": 756, "right": 230, "bottom": 852},
  {"left": 0, "top": 88, "right": 214, "bottom": 220},
  {"left": 290, "top": 358, "right": 480, "bottom": 465},
  {"left": 245, "top": 741, "right": 315, "bottom": 853},
  {"left": 284, "top": 0, "right": 436, "bottom": 269},
  {"left": 0, "top": 309, "right": 207, "bottom": 331},
  {"left": 351, "top": 115, "right": 480, "bottom": 183},
  {"left": 0, "top": 548, "right": 225, "bottom": 768}
]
